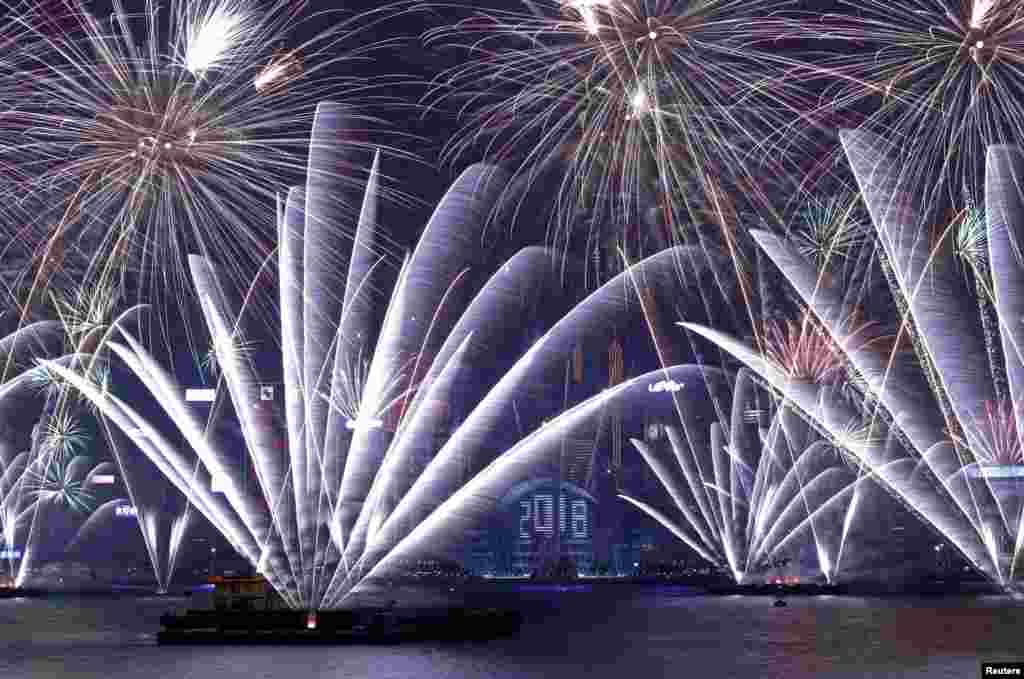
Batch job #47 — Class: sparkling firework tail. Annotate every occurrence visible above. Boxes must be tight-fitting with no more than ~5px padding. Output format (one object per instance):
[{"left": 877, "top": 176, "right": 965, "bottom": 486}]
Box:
[
  {"left": 621, "top": 368, "right": 865, "bottom": 584},
  {"left": 808, "top": 0, "right": 1024, "bottom": 207},
  {"left": 52, "top": 105, "right": 754, "bottom": 605},
  {"left": 0, "top": 0, "right": 417, "bottom": 363},
  {"left": 425, "top": 0, "right": 817, "bottom": 272},
  {"left": 684, "top": 134, "right": 1024, "bottom": 588}
]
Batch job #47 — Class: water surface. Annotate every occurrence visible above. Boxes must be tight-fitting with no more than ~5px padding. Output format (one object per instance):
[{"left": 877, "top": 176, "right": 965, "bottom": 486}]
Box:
[{"left": 2, "top": 586, "right": 1021, "bottom": 678}]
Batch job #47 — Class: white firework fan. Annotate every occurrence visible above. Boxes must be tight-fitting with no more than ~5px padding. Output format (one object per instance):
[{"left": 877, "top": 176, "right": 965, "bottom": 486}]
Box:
[
  {"left": 620, "top": 368, "right": 866, "bottom": 585},
  {"left": 684, "top": 129, "right": 1024, "bottom": 588},
  {"left": 49, "top": 104, "right": 745, "bottom": 609}
]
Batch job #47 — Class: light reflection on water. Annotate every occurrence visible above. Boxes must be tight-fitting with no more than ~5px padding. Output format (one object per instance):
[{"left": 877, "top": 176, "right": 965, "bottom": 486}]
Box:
[{"left": 1, "top": 587, "right": 1023, "bottom": 679}]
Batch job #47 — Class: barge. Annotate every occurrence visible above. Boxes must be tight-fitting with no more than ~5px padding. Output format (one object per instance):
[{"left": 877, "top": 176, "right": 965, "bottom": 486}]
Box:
[{"left": 157, "top": 575, "right": 521, "bottom": 644}]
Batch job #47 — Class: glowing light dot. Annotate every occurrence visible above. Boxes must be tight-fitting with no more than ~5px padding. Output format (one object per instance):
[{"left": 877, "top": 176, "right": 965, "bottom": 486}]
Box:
[
  {"left": 649, "top": 31, "right": 657, "bottom": 40},
  {"left": 164, "top": 142, "right": 172, "bottom": 149}
]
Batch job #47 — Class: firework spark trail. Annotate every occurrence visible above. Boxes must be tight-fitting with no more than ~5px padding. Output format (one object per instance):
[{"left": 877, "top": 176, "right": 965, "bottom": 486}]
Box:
[
  {"left": 803, "top": 0, "right": 1024, "bottom": 206},
  {"left": 422, "top": 0, "right": 818, "bottom": 318},
  {"left": 622, "top": 367, "right": 864, "bottom": 584},
  {"left": 680, "top": 130, "right": 1024, "bottom": 587},
  {"left": 0, "top": 0, "right": 418, "bottom": 367},
  {"left": 344, "top": 365, "right": 722, "bottom": 602},
  {"left": 56, "top": 118, "right": 751, "bottom": 608},
  {"left": 0, "top": 322, "right": 72, "bottom": 583}
]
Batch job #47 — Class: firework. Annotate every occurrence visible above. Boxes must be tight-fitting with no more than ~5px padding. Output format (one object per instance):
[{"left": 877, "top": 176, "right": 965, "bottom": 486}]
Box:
[
  {"left": 199, "top": 330, "right": 256, "bottom": 381},
  {"left": 47, "top": 103, "right": 758, "bottom": 607},
  {"left": 791, "top": 191, "right": 869, "bottom": 270},
  {"left": 23, "top": 453, "right": 98, "bottom": 515},
  {"left": 424, "top": 0, "right": 816, "bottom": 256},
  {"left": 684, "top": 132, "right": 1024, "bottom": 587},
  {"left": 808, "top": 0, "right": 1024, "bottom": 205},
  {"left": 953, "top": 201, "right": 990, "bottom": 272},
  {"left": 761, "top": 309, "right": 883, "bottom": 386},
  {"left": 0, "top": 0, "right": 411, "bottom": 353},
  {"left": 41, "top": 410, "right": 90, "bottom": 460},
  {"left": 954, "top": 399, "right": 1024, "bottom": 465},
  {"left": 620, "top": 367, "right": 867, "bottom": 584}
]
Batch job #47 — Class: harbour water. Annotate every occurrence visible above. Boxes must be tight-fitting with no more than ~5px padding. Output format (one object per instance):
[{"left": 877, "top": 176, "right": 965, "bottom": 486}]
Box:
[{"left": 2, "top": 585, "right": 1022, "bottom": 678}]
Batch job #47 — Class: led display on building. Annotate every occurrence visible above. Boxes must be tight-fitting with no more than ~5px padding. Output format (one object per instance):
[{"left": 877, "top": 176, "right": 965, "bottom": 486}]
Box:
[
  {"left": 519, "top": 495, "right": 589, "bottom": 539},
  {"left": 497, "top": 478, "right": 597, "bottom": 575}
]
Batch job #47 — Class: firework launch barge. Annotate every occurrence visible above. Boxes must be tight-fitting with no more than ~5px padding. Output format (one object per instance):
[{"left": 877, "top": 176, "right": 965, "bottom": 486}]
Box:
[{"left": 157, "top": 577, "right": 522, "bottom": 645}]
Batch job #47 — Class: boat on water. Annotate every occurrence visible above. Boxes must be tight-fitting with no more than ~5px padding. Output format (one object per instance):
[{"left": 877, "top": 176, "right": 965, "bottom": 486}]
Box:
[
  {"left": 707, "top": 582, "right": 845, "bottom": 596},
  {"left": 157, "top": 606, "right": 522, "bottom": 644},
  {"left": 157, "top": 575, "right": 522, "bottom": 644}
]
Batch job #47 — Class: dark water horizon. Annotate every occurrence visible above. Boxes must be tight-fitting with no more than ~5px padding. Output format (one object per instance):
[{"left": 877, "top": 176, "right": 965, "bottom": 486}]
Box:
[{"left": 2, "top": 585, "right": 1023, "bottom": 678}]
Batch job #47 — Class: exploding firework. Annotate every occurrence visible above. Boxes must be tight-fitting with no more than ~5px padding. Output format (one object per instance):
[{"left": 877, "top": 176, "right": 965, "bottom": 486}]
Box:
[
  {"left": 954, "top": 399, "right": 1024, "bottom": 466},
  {"left": 953, "top": 200, "right": 989, "bottom": 272},
  {"left": 791, "top": 190, "right": 869, "bottom": 270},
  {"left": 0, "top": 0, "right": 411, "bottom": 353},
  {"left": 808, "top": 0, "right": 1024, "bottom": 205},
  {"left": 48, "top": 104, "right": 750, "bottom": 608},
  {"left": 761, "top": 309, "right": 885, "bottom": 386},
  {"left": 40, "top": 410, "right": 90, "bottom": 460},
  {"left": 424, "top": 0, "right": 817, "bottom": 258},
  {"left": 685, "top": 131, "right": 1024, "bottom": 588},
  {"left": 23, "top": 453, "right": 98, "bottom": 515}
]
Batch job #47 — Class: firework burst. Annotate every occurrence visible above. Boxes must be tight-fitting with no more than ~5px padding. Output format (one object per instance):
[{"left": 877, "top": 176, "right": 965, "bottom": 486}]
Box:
[
  {"left": 953, "top": 200, "right": 989, "bottom": 272},
  {"left": 683, "top": 133, "right": 1024, "bottom": 587},
  {"left": 761, "top": 310, "right": 880, "bottom": 385},
  {"left": 425, "top": 0, "right": 815, "bottom": 254},
  {"left": 791, "top": 190, "right": 869, "bottom": 270},
  {"left": 956, "top": 399, "right": 1024, "bottom": 465},
  {"left": 809, "top": 0, "right": 1024, "bottom": 204},
  {"left": 23, "top": 454, "right": 97, "bottom": 515},
  {"left": 41, "top": 409, "right": 90, "bottom": 460},
  {"left": 0, "top": 0, "right": 412, "bottom": 353}
]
